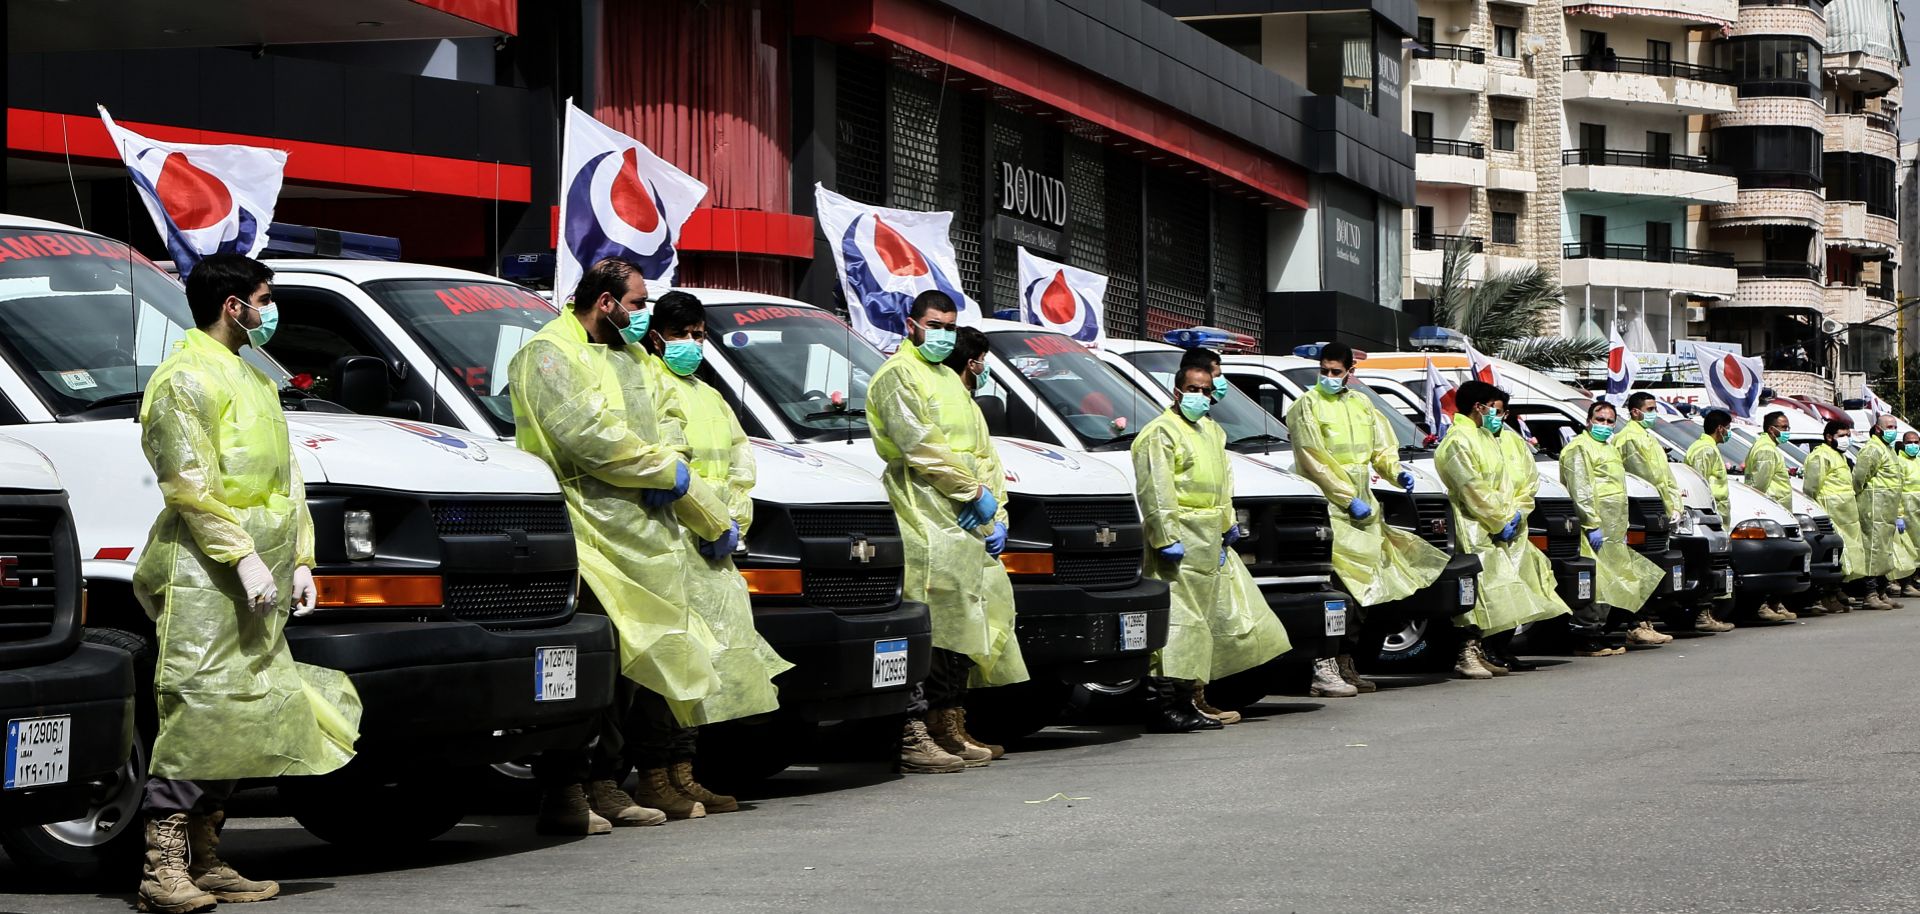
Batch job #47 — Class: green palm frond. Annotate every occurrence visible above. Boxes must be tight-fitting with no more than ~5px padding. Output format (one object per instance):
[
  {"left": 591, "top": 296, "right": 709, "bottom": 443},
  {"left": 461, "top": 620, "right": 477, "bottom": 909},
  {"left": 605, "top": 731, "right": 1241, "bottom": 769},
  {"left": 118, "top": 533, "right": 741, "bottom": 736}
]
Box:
[
  {"left": 1427, "top": 241, "right": 1597, "bottom": 371},
  {"left": 1496, "top": 336, "right": 1610, "bottom": 371}
]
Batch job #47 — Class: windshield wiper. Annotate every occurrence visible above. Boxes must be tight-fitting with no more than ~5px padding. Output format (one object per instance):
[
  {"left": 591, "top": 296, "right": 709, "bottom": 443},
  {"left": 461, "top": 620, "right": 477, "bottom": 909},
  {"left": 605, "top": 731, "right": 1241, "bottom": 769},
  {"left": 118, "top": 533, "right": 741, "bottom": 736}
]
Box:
[
  {"left": 1229, "top": 433, "right": 1289, "bottom": 454},
  {"left": 803, "top": 407, "right": 866, "bottom": 422},
  {"left": 75, "top": 391, "right": 144, "bottom": 413}
]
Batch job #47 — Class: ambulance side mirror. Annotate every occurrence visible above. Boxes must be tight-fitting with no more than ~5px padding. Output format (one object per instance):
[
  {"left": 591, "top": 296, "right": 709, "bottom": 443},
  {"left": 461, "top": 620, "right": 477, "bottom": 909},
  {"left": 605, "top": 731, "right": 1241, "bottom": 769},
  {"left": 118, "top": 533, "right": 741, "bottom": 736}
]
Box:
[{"left": 331, "top": 355, "right": 391, "bottom": 416}]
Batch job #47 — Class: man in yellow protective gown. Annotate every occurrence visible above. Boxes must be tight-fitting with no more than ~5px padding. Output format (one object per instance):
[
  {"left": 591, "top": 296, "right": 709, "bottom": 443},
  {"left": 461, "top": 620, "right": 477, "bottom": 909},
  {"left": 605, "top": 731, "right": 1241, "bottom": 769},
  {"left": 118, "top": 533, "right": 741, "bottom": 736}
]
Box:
[
  {"left": 1481, "top": 401, "right": 1574, "bottom": 670},
  {"left": 1560, "top": 401, "right": 1666, "bottom": 655},
  {"left": 868, "top": 291, "right": 1026, "bottom": 772},
  {"left": 1133, "top": 362, "right": 1291, "bottom": 731},
  {"left": 1283, "top": 342, "right": 1447, "bottom": 697},
  {"left": 637, "top": 291, "right": 794, "bottom": 814},
  {"left": 511, "top": 259, "right": 735, "bottom": 832},
  {"left": 1610, "top": 392, "right": 1679, "bottom": 646},
  {"left": 1744, "top": 411, "right": 1795, "bottom": 511},
  {"left": 133, "top": 254, "right": 360, "bottom": 912},
  {"left": 1433, "top": 381, "right": 1568, "bottom": 679},
  {"left": 1683, "top": 410, "right": 1739, "bottom": 629},
  {"left": 1853, "top": 414, "right": 1916, "bottom": 608},
  {"left": 1803, "top": 419, "right": 1869, "bottom": 614},
  {"left": 1900, "top": 430, "right": 1920, "bottom": 597}
]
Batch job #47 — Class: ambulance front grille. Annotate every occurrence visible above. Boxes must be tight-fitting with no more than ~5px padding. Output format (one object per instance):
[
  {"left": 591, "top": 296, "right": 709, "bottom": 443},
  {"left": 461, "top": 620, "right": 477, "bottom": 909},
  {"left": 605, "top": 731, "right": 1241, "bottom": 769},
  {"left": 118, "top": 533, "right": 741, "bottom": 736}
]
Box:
[
  {"left": 0, "top": 512, "right": 59, "bottom": 643},
  {"left": 445, "top": 573, "right": 575, "bottom": 629},
  {"left": 803, "top": 570, "right": 900, "bottom": 609}
]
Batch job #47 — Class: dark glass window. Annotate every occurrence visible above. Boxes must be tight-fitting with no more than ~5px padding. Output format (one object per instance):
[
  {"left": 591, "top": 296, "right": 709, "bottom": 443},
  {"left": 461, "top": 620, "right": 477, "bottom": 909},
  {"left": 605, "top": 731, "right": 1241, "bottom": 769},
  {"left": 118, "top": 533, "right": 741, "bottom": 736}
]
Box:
[
  {"left": 1720, "top": 37, "right": 1823, "bottom": 98},
  {"left": 1495, "top": 26, "right": 1519, "bottom": 58},
  {"left": 1307, "top": 13, "right": 1377, "bottom": 112},
  {"left": 1493, "top": 118, "right": 1518, "bottom": 150},
  {"left": 1492, "top": 211, "right": 1519, "bottom": 244},
  {"left": 1713, "top": 126, "right": 1823, "bottom": 190},
  {"left": 1824, "top": 153, "right": 1897, "bottom": 216}
]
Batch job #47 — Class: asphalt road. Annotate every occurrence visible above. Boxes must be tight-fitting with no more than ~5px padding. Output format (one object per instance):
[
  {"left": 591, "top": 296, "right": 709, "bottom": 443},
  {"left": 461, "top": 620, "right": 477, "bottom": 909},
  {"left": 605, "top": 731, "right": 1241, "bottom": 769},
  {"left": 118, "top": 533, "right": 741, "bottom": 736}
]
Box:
[{"left": 6, "top": 606, "right": 1919, "bottom": 914}]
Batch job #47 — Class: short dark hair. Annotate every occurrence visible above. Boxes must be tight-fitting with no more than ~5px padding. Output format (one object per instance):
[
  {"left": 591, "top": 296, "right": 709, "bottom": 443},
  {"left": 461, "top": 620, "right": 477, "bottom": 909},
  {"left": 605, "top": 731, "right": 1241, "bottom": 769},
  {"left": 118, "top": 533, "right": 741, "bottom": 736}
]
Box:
[
  {"left": 573, "top": 258, "right": 639, "bottom": 314},
  {"left": 1626, "top": 391, "right": 1656, "bottom": 411},
  {"left": 1825, "top": 419, "right": 1851, "bottom": 439},
  {"left": 185, "top": 253, "right": 273, "bottom": 329},
  {"left": 1763, "top": 410, "right": 1786, "bottom": 430},
  {"left": 1455, "top": 379, "right": 1507, "bottom": 415},
  {"left": 644, "top": 291, "right": 705, "bottom": 355},
  {"left": 1319, "top": 341, "right": 1354, "bottom": 368},
  {"left": 1176, "top": 364, "right": 1214, "bottom": 391},
  {"left": 1180, "top": 347, "right": 1220, "bottom": 373},
  {"left": 1702, "top": 409, "right": 1732, "bottom": 434},
  {"left": 909, "top": 290, "right": 957, "bottom": 320},
  {"left": 945, "top": 326, "right": 990, "bottom": 374},
  {"left": 1587, "top": 400, "right": 1617, "bottom": 423}
]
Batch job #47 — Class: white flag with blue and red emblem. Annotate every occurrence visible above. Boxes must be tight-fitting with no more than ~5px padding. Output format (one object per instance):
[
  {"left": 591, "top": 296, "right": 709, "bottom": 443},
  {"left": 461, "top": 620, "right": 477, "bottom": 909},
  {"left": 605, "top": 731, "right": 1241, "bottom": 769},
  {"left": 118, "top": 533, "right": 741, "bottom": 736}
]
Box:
[
  {"left": 1466, "top": 343, "right": 1504, "bottom": 389},
  {"left": 1015, "top": 246, "right": 1107, "bottom": 349},
  {"left": 1606, "top": 323, "right": 1636, "bottom": 399},
  {"left": 99, "top": 106, "right": 284, "bottom": 277},
  {"left": 1690, "top": 343, "right": 1765, "bottom": 419},
  {"left": 814, "top": 184, "right": 977, "bottom": 353},
  {"left": 556, "top": 100, "right": 708, "bottom": 303},
  {"left": 1425, "top": 356, "right": 1456, "bottom": 435},
  {"left": 1863, "top": 382, "right": 1893, "bottom": 417}
]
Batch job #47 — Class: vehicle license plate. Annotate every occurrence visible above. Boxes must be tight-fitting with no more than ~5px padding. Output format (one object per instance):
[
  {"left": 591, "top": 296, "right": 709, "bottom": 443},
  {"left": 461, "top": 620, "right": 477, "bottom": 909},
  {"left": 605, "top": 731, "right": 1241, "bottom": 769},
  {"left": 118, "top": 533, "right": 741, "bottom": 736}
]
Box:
[
  {"left": 1120, "top": 612, "right": 1148, "bottom": 651},
  {"left": 872, "top": 639, "right": 911, "bottom": 688},
  {"left": 5, "top": 716, "right": 70, "bottom": 790},
  {"left": 1324, "top": 600, "right": 1348, "bottom": 637},
  {"left": 1458, "top": 576, "right": 1477, "bottom": 606},
  {"left": 1670, "top": 565, "right": 1685, "bottom": 591},
  {"left": 535, "top": 647, "right": 578, "bottom": 702},
  {"left": 1577, "top": 572, "right": 1593, "bottom": 600}
]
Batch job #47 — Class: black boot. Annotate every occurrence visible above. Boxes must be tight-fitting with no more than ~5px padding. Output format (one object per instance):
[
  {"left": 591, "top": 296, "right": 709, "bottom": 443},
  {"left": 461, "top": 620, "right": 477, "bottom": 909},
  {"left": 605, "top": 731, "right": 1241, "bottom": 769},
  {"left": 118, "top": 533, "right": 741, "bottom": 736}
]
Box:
[
  {"left": 1483, "top": 631, "right": 1536, "bottom": 672},
  {"left": 1145, "top": 677, "right": 1220, "bottom": 733}
]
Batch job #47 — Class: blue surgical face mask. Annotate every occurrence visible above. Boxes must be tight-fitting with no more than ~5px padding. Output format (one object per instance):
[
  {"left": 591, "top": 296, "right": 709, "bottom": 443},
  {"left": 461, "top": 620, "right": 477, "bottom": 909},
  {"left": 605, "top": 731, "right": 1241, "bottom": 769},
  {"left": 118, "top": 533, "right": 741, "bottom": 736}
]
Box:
[
  {"left": 1590, "top": 424, "right": 1614, "bottom": 443},
  {"left": 617, "top": 308, "right": 650, "bottom": 347},
  {"left": 1211, "top": 376, "right": 1229, "bottom": 402},
  {"left": 1317, "top": 374, "right": 1345, "bottom": 396},
  {"left": 1482, "top": 412, "right": 1503, "bottom": 434},
  {"left": 1640, "top": 415, "right": 1658, "bottom": 428},
  {"left": 235, "top": 300, "right": 277, "bottom": 348},
  {"left": 662, "top": 339, "right": 703, "bottom": 376},
  {"left": 1883, "top": 429, "right": 1899, "bottom": 445},
  {"left": 1775, "top": 430, "right": 1790, "bottom": 444},
  {"left": 916, "top": 322, "right": 956, "bottom": 362},
  {"left": 1179, "top": 392, "right": 1211, "bottom": 422},
  {"left": 1905, "top": 444, "right": 1918, "bottom": 459}
]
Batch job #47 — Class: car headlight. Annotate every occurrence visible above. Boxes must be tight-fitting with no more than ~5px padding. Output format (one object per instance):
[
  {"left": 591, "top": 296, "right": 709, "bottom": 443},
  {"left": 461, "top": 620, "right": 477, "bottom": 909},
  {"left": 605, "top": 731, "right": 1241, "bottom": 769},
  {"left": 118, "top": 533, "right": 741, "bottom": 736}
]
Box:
[
  {"left": 344, "top": 509, "right": 376, "bottom": 560},
  {"left": 1730, "top": 519, "right": 1784, "bottom": 540},
  {"left": 1234, "top": 508, "right": 1251, "bottom": 540},
  {"left": 1793, "top": 514, "right": 1815, "bottom": 536},
  {"left": 1675, "top": 510, "right": 1699, "bottom": 536}
]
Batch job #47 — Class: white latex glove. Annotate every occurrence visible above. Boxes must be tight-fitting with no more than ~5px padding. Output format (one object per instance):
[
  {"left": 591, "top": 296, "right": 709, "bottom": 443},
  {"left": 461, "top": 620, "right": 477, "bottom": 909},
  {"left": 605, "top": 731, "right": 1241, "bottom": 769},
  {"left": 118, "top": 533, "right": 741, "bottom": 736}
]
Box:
[
  {"left": 291, "top": 566, "right": 316, "bottom": 617},
  {"left": 235, "top": 553, "right": 279, "bottom": 615}
]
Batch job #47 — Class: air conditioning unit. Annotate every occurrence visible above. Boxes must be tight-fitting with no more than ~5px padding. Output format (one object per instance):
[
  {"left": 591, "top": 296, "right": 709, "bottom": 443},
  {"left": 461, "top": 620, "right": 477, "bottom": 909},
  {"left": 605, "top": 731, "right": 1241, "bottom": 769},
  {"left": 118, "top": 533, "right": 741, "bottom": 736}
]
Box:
[
  {"left": 1821, "top": 317, "right": 1844, "bottom": 335},
  {"left": 1685, "top": 305, "right": 1707, "bottom": 323}
]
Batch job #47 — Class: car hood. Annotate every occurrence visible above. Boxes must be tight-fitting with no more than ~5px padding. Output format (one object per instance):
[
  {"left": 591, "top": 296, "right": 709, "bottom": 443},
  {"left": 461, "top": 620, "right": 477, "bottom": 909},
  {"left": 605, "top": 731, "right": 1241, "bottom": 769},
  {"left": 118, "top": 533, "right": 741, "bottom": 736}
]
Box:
[
  {"left": 286, "top": 414, "right": 560, "bottom": 494},
  {"left": 0, "top": 433, "right": 60, "bottom": 492}
]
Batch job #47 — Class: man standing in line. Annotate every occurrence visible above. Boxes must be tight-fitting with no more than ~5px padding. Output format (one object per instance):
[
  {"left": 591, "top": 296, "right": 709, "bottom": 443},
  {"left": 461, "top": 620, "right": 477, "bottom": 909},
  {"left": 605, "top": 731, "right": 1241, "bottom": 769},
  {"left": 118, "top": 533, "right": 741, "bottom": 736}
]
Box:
[
  {"left": 1560, "top": 400, "right": 1665, "bottom": 654},
  {"left": 1899, "top": 430, "right": 1920, "bottom": 596},
  {"left": 1742, "top": 411, "right": 1799, "bottom": 619},
  {"left": 1610, "top": 392, "right": 1678, "bottom": 646},
  {"left": 511, "top": 258, "right": 731, "bottom": 832},
  {"left": 1433, "top": 382, "right": 1568, "bottom": 678},
  {"left": 1134, "top": 362, "right": 1291, "bottom": 729},
  {"left": 1853, "top": 414, "right": 1915, "bottom": 609},
  {"left": 1804, "top": 419, "right": 1870, "bottom": 613},
  {"left": 1684, "top": 411, "right": 1740, "bottom": 629},
  {"left": 868, "top": 291, "right": 1026, "bottom": 770},
  {"left": 1285, "top": 342, "right": 1448, "bottom": 695},
  {"left": 133, "top": 253, "right": 362, "bottom": 912},
  {"left": 638, "top": 290, "right": 795, "bottom": 813},
  {"left": 1481, "top": 401, "right": 1575, "bottom": 670}
]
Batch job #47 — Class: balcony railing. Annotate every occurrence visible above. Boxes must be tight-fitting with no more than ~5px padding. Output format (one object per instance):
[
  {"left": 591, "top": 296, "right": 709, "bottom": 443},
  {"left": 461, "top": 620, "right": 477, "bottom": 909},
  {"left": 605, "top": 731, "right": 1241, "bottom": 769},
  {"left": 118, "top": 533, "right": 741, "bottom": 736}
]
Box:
[
  {"left": 1737, "top": 0, "right": 1824, "bottom": 7},
  {"left": 1736, "top": 79, "right": 1822, "bottom": 99},
  {"left": 1562, "top": 54, "right": 1734, "bottom": 84},
  {"left": 1562, "top": 243, "right": 1735, "bottom": 267},
  {"left": 1415, "top": 233, "right": 1485, "bottom": 252},
  {"left": 1869, "top": 282, "right": 1896, "bottom": 302},
  {"left": 1414, "top": 43, "right": 1487, "bottom": 63},
  {"left": 1561, "top": 149, "right": 1731, "bottom": 173},
  {"left": 1416, "top": 137, "right": 1486, "bottom": 158},
  {"left": 1735, "top": 261, "right": 1824, "bottom": 280},
  {"left": 1864, "top": 111, "right": 1898, "bottom": 134}
]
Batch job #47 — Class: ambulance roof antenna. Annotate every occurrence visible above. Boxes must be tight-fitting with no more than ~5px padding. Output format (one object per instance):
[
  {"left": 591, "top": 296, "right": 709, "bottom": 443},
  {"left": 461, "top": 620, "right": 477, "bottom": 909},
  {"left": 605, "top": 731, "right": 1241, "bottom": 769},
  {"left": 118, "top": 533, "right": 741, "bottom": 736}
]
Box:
[{"left": 63, "top": 115, "right": 86, "bottom": 230}]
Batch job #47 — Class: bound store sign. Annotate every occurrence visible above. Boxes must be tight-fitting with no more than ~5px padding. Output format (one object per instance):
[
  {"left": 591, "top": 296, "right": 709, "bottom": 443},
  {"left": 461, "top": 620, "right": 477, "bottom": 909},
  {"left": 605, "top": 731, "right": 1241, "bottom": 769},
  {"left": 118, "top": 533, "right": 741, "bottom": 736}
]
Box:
[{"left": 998, "top": 162, "right": 1068, "bottom": 228}]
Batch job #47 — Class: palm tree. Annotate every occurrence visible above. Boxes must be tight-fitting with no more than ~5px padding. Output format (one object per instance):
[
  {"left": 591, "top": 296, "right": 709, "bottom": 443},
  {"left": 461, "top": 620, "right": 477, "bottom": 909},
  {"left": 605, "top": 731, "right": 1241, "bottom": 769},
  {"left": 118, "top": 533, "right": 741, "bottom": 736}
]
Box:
[{"left": 1430, "top": 238, "right": 1607, "bottom": 371}]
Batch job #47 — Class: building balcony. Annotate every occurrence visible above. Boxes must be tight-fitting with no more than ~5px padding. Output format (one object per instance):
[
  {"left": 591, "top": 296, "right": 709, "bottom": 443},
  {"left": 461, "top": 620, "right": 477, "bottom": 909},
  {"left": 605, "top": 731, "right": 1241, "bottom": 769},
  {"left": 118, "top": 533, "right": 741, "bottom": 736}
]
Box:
[
  {"left": 1566, "top": 0, "right": 1738, "bottom": 28},
  {"left": 1411, "top": 50, "right": 1488, "bottom": 95},
  {"left": 1562, "top": 56, "right": 1737, "bottom": 115},
  {"left": 1487, "top": 165, "right": 1537, "bottom": 192},
  {"left": 1488, "top": 70, "right": 1538, "bottom": 99},
  {"left": 1560, "top": 149, "right": 1737, "bottom": 204},
  {"left": 1824, "top": 200, "right": 1900, "bottom": 255},
  {"left": 1824, "top": 283, "right": 1867, "bottom": 325},
  {"left": 1415, "top": 139, "right": 1487, "bottom": 187},
  {"left": 1706, "top": 186, "right": 1826, "bottom": 228},
  {"left": 1415, "top": 233, "right": 1484, "bottom": 252},
  {"left": 1823, "top": 113, "right": 1900, "bottom": 160},
  {"left": 1725, "top": 264, "right": 1825, "bottom": 311},
  {"left": 1561, "top": 243, "right": 1738, "bottom": 296},
  {"left": 1825, "top": 51, "right": 1901, "bottom": 95},
  {"left": 1868, "top": 281, "right": 1896, "bottom": 306},
  {"left": 1732, "top": 0, "right": 1826, "bottom": 41},
  {"left": 1410, "top": 235, "right": 1484, "bottom": 285},
  {"left": 1713, "top": 94, "right": 1825, "bottom": 131}
]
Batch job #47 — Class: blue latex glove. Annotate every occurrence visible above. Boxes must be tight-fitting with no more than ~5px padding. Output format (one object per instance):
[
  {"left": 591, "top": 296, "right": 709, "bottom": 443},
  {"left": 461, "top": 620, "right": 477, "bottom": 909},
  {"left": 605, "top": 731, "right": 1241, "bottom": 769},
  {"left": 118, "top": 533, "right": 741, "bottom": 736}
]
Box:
[
  {"left": 985, "top": 522, "right": 1008, "bottom": 557},
  {"left": 957, "top": 486, "right": 1000, "bottom": 530},
  {"left": 1587, "top": 529, "right": 1604, "bottom": 551},
  {"left": 698, "top": 521, "right": 741, "bottom": 559},
  {"left": 1223, "top": 524, "right": 1243, "bottom": 547},
  {"left": 1398, "top": 470, "right": 1416, "bottom": 493},
  {"left": 1497, "top": 516, "right": 1520, "bottom": 543},
  {"left": 1157, "top": 542, "right": 1186, "bottom": 561},
  {"left": 643, "top": 462, "right": 691, "bottom": 508},
  {"left": 1348, "top": 497, "right": 1372, "bottom": 521},
  {"left": 1218, "top": 547, "right": 1228, "bottom": 567}
]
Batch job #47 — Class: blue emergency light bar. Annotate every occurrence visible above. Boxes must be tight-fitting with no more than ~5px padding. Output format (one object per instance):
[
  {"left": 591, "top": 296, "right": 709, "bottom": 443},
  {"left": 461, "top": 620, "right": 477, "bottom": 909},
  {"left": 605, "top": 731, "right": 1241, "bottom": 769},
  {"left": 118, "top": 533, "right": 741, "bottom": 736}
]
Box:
[
  {"left": 1291, "top": 341, "right": 1371, "bottom": 361},
  {"left": 262, "top": 223, "right": 400, "bottom": 261},
  {"left": 1165, "top": 326, "right": 1258, "bottom": 352},
  {"left": 993, "top": 308, "right": 1020, "bottom": 321},
  {"left": 1409, "top": 325, "right": 1468, "bottom": 352}
]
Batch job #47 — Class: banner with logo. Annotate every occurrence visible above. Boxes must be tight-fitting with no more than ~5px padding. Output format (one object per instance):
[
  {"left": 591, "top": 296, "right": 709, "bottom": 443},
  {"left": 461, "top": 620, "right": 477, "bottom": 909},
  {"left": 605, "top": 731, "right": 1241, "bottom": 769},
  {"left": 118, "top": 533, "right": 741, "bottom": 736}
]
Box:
[
  {"left": 99, "top": 106, "right": 285, "bottom": 277},
  {"left": 1863, "top": 382, "right": 1893, "bottom": 417},
  {"left": 1606, "top": 323, "right": 1636, "bottom": 399},
  {"left": 1015, "top": 246, "right": 1106, "bottom": 349},
  {"left": 1689, "top": 343, "right": 1765, "bottom": 419},
  {"left": 1466, "top": 343, "right": 1504, "bottom": 389},
  {"left": 814, "top": 184, "right": 976, "bottom": 353},
  {"left": 1426, "top": 356, "right": 1456, "bottom": 436},
  {"left": 556, "top": 100, "right": 709, "bottom": 303}
]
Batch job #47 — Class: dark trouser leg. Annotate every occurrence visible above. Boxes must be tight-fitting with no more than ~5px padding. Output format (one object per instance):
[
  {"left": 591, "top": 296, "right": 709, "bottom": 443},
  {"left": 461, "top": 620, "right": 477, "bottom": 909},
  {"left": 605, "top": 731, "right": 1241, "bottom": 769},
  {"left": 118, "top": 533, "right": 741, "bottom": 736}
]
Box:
[
  {"left": 1332, "top": 601, "right": 1366, "bottom": 659},
  {"left": 535, "top": 675, "right": 636, "bottom": 788},
  {"left": 906, "top": 649, "right": 975, "bottom": 717},
  {"left": 142, "top": 777, "right": 238, "bottom": 816},
  {"left": 628, "top": 687, "right": 697, "bottom": 772}
]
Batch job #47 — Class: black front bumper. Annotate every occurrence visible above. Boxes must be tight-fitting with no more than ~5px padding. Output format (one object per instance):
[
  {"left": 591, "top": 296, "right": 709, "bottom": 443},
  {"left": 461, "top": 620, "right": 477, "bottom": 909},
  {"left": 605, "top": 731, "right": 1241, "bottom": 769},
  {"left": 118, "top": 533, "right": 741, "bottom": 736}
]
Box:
[
  {"left": 1264, "top": 587, "right": 1356, "bottom": 660},
  {"left": 1372, "top": 553, "right": 1482, "bottom": 622},
  {"left": 0, "top": 643, "right": 135, "bottom": 826},
  {"left": 1550, "top": 555, "right": 1598, "bottom": 615},
  {"left": 1806, "top": 531, "right": 1844, "bottom": 587},
  {"left": 1011, "top": 579, "right": 1170, "bottom": 684},
  {"left": 1732, "top": 537, "right": 1814, "bottom": 597},
  {"left": 285, "top": 614, "right": 616, "bottom": 764},
  {"left": 1633, "top": 547, "right": 1687, "bottom": 603},
  {"left": 1670, "top": 533, "right": 1734, "bottom": 605},
  {"left": 752, "top": 601, "right": 931, "bottom": 723}
]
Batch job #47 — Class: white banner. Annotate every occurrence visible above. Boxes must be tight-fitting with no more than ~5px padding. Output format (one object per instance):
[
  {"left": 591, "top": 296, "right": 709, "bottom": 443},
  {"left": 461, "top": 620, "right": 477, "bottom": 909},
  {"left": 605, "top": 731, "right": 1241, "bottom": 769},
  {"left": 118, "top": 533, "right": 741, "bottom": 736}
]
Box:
[
  {"left": 1015, "top": 246, "right": 1107, "bottom": 349},
  {"left": 556, "top": 100, "right": 708, "bottom": 303},
  {"left": 99, "top": 106, "right": 285, "bottom": 276},
  {"left": 814, "top": 184, "right": 976, "bottom": 353},
  {"left": 1690, "top": 343, "right": 1765, "bottom": 419}
]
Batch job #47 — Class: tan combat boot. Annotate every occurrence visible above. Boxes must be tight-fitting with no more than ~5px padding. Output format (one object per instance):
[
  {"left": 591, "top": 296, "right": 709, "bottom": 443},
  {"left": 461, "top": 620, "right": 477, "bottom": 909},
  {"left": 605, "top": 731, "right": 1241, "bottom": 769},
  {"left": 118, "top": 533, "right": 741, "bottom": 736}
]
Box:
[
  {"left": 1626, "top": 620, "right": 1666, "bottom": 646},
  {"left": 1693, "top": 608, "right": 1734, "bottom": 633},
  {"left": 927, "top": 709, "right": 992, "bottom": 767},
  {"left": 899, "top": 718, "right": 966, "bottom": 773},
  {"left": 1453, "top": 643, "right": 1493, "bottom": 680},
  {"left": 588, "top": 778, "right": 667, "bottom": 826},
  {"left": 634, "top": 767, "right": 706, "bottom": 819},
  {"left": 669, "top": 761, "right": 739, "bottom": 814},
  {"left": 536, "top": 783, "right": 612, "bottom": 836},
  {"left": 1823, "top": 594, "right": 1850, "bottom": 614},
  {"left": 952, "top": 708, "right": 1006, "bottom": 758},
  {"left": 1192, "top": 685, "right": 1242, "bottom": 725},
  {"left": 137, "top": 814, "right": 217, "bottom": 914},
  {"left": 1865, "top": 591, "right": 1896, "bottom": 610},
  {"left": 1336, "top": 654, "right": 1378, "bottom": 693},
  {"left": 1755, "top": 602, "right": 1788, "bottom": 622},
  {"left": 186, "top": 812, "right": 278, "bottom": 903},
  {"left": 1775, "top": 601, "right": 1799, "bottom": 620},
  {"left": 1473, "top": 643, "right": 1510, "bottom": 675}
]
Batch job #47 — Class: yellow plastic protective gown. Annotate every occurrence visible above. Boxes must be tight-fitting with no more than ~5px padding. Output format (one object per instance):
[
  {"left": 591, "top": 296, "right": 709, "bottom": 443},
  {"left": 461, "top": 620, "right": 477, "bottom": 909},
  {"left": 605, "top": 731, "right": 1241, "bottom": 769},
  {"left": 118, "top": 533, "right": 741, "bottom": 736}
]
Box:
[
  {"left": 1614, "top": 421, "right": 1683, "bottom": 520},
  {"left": 1132, "top": 410, "right": 1291, "bottom": 682},
  {"left": 1496, "top": 426, "right": 1574, "bottom": 622},
  {"left": 1902, "top": 452, "right": 1920, "bottom": 557},
  {"left": 1745, "top": 434, "right": 1794, "bottom": 510},
  {"left": 867, "top": 343, "right": 1028, "bottom": 687},
  {"left": 1684, "top": 434, "right": 1731, "bottom": 522},
  {"left": 1853, "top": 436, "right": 1919, "bottom": 579},
  {"left": 1283, "top": 387, "right": 1448, "bottom": 605},
  {"left": 1433, "top": 422, "right": 1568, "bottom": 635},
  {"left": 646, "top": 355, "right": 795, "bottom": 725},
  {"left": 1802, "top": 443, "right": 1868, "bottom": 581},
  {"left": 131, "top": 330, "right": 361, "bottom": 780},
  {"left": 1560, "top": 432, "right": 1665, "bottom": 611},
  {"left": 510, "top": 316, "right": 734, "bottom": 717}
]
